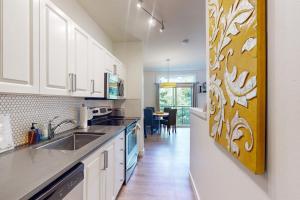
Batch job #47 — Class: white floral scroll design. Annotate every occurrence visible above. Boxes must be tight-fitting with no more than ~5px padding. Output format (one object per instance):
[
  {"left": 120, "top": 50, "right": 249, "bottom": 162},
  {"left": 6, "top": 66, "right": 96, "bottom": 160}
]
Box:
[
  {"left": 209, "top": 75, "right": 227, "bottom": 138},
  {"left": 242, "top": 37, "right": 257, "bottom": 52},
  {"left": 226, "top": 111, "right": 254, "bottom": 156},
  {"left": 224, "top": 49, "right": 257, "bottom": 108},
  {"left": 209, "top": 0, "right": 254, "bottom": 71},
  {"left": 208, "top": 0, "right": 224, "bottom": 44}
]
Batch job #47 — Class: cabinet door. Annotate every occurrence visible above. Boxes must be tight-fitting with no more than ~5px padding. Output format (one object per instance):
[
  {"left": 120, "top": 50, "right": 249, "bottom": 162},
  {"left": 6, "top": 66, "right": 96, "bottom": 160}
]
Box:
[
  {"left": 84, "top": 156, "right": 101, "bottom": 200},
  {"left": 71, "top": 25, "right": 90, "bottom": 97},
  {"left": 40, "top": 0, "right": 71, "bottom": 95},
  {"left": 82, "top": 147, "right": 106, "bottom": 200},
  {"left": 114, "top": 132, "right": 125, "bottom": 196},
  {"left": 104, "top": 53, "right": 114, "bottom": 74},
  {"left": 0, "top": 0, "right": 39, "bottom": 94},
  {"left": 99, "top": 151, "right": 106, "bottom": 200},
  {"left": 89, "top": 40, "right": 105, "bottom": 97},
  {"left": 105, "top": 143, "right": 115, "bottom": 200}
]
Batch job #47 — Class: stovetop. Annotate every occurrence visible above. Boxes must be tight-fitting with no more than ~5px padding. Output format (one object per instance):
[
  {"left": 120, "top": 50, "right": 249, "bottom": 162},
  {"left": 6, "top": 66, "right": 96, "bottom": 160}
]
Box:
[{"left": 88, "top": 116, "right": 138, "bottom": 127}]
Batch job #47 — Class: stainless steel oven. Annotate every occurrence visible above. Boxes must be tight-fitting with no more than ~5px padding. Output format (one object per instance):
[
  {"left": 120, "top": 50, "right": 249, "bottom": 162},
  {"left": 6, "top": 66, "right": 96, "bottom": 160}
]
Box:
[
  {"left": 104, "top": 73, "right": 125, "bottom": 100},
  {"left": 87, "top": 106, "right": 138, "bottom": 184},
  {"left": 125, "top": 122, "right": 138, "bottom": 184}
]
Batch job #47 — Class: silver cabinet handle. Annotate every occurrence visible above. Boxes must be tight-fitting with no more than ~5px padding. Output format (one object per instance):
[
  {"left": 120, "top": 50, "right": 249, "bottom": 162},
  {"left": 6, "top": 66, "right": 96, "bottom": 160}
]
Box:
[
  {"left": 93, "top": 80, "right": 95, "bottom": 94},
  {"left": 90, "top": 80, "right": 94, "bottom": 94},
  {"left": 73, "top": 74, "right": 77, "bottom": 92},
  {"left": 104, "top": 150, "right": 108, "bottom": 169},
  {"left": 69, "top": 73, "right": 73, "bottom": 92}
]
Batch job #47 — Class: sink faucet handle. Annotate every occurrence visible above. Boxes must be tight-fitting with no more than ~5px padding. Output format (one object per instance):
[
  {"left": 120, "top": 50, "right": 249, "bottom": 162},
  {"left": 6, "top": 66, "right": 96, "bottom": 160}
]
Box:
[{"left": 49, "top": 116, "right": 59, "bottom": 123}]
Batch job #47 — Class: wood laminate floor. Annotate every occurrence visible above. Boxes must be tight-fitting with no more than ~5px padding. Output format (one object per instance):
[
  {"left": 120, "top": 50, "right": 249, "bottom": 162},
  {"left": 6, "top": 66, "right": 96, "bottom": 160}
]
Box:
[{"left": 117, "top": 128, "right": 196, "bottom": 200}]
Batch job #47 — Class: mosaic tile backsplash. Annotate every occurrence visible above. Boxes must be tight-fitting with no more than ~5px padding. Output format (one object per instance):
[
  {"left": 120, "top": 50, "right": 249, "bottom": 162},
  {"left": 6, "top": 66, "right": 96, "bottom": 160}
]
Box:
[{"left": 0, "top": 95, "right": 111, "bottom": 146}]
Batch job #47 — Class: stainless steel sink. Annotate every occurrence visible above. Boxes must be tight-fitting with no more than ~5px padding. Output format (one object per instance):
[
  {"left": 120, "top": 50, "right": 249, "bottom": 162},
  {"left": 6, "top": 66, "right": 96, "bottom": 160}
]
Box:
[{"left": 36, "top": 132, "right": 106, "bottom": 150}]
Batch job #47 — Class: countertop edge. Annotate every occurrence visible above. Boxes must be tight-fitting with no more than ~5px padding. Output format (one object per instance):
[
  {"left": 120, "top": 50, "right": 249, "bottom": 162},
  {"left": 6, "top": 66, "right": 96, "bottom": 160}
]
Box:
[
  {"left": 2, "top": 126, "right": 126, "bottom": 200},
  {"left": 190, "top": 108, "right": 207, "bottom": 121}
]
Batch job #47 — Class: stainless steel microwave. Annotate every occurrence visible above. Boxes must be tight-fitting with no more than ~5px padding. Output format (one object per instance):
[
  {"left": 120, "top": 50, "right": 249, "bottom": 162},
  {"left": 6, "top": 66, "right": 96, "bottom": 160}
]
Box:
[{"left": 104, "top": 73, "right": 124, "bottom": 100}]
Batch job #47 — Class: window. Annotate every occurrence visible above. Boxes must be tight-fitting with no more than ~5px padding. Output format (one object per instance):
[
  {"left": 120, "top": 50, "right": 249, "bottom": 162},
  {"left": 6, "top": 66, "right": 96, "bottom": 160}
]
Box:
[
  {"left": 156, "top": 72, "right": 196, "bottom": 83},
  {"left": 159, "top": 85, "right": 193, "bottom": 126}
]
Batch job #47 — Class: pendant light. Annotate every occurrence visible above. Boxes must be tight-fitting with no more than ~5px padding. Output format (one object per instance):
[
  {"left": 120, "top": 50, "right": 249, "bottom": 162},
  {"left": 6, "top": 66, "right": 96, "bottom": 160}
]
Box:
[{"left": 160, "top": 59, "right": 176, "bottom": 88}]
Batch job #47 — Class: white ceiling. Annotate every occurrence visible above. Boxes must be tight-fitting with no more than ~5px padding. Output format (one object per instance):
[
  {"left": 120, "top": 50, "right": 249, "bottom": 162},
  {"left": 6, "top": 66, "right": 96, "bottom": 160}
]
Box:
[{"left": 77, "top": 0, "right": 206, "bottom": 71}]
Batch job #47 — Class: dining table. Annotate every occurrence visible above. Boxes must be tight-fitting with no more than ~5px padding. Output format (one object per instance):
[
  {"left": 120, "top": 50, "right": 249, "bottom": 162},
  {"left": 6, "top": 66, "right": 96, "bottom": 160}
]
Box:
[{"left": 153, "top": 112, "right": 169, "bottom": 134}]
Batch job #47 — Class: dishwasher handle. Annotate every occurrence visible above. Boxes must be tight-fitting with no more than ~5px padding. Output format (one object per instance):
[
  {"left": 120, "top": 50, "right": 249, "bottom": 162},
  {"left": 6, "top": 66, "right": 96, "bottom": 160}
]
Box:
[{"left": 30, "top": 163, "right": 84, "bottom": 200}]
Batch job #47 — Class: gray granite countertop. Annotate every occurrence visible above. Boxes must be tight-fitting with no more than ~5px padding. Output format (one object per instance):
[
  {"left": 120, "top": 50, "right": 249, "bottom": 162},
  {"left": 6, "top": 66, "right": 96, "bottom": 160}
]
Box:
[{"left": 0, "top": 125, "right": 125, "bottom": 200}]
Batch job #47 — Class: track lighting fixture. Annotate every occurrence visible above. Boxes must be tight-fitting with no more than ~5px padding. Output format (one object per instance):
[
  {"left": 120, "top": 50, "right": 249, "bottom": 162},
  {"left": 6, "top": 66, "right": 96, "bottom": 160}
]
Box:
[{"left": 136, "top": 0, "right": 165, "bottom": 32}]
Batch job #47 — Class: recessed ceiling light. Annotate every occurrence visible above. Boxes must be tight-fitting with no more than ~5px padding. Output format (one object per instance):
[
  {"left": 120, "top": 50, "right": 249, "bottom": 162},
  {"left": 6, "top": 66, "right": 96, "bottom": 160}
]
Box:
[{"left": 182, "top": 39, "right": 190, "bottom": 44}]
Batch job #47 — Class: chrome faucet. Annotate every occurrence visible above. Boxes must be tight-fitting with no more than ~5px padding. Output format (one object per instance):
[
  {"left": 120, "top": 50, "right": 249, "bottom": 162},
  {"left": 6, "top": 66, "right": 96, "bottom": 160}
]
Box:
[{"left": 48, "top": 116, "right": 77, "bottom": 139}]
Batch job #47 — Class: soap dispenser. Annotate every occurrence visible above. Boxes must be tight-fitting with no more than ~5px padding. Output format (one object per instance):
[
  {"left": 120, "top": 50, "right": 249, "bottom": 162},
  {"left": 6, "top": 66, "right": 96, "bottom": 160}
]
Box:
[{"left": 28, "top": 123, "right": 38, "bottom": 145}]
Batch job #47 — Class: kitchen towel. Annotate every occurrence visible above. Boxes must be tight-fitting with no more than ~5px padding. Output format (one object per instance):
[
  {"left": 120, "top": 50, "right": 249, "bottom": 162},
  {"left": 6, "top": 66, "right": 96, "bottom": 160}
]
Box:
[
  {"left": 79, "top": 105, "right": 88, "bottom": 128},
  {"left": 0, "top": 114, "right": 14, "bottom": 153}
]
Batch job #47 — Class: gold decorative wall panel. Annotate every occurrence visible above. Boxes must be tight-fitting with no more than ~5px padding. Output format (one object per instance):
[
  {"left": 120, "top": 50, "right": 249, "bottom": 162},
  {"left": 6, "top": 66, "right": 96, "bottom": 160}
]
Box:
[{"left": 208, "top": 0, "right": 266, "bottom": 173}]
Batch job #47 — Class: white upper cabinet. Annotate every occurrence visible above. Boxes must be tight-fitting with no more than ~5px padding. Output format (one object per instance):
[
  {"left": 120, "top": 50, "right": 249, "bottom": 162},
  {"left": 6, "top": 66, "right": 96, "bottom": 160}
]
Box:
[
  {"left": 0, "top": 0, "right": 39, "bottom": 94},
  {"left": 0, "top": 0, "right": 125, "bottom": 97},
  {"left": 40, "top": 0, "right": 72, "bottom": 95},
  {"left": 70, "top": 24, "right": 91, "bottom": 97},
  {"left": 104, "top": 52, "right": 114, "bottom": 74},
  {"left": 89, "top": 40, "right": 105, "bottom": 98}
]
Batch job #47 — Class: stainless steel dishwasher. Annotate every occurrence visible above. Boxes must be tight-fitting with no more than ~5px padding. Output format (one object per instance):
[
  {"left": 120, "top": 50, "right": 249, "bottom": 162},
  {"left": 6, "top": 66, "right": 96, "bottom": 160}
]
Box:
[{"left": 30, "top": 163, "right": 84, "bottom": 200}]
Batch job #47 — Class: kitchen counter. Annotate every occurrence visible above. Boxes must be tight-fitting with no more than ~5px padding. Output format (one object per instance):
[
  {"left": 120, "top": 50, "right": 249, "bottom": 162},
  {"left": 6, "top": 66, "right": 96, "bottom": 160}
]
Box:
[
  {"left": 190, "top": 107, "right": 207, "bottom": 120},
  {"left": 0, "top": 125, "right": 125, "bottom": 200}
]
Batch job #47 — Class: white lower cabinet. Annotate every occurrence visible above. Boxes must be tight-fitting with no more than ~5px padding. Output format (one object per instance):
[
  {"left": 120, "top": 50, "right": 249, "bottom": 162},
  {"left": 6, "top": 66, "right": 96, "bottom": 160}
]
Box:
[
  {"left": 82, "top": 131, "right": 125, "bottom": 200},
  {"left": 114, "top": 133, "right": 125, "bottom": 196}
]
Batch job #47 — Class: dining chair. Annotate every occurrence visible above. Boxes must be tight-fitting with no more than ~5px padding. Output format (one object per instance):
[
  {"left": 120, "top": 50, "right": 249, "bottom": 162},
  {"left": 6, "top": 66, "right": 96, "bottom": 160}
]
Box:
[
  {"left": 167, "top": 109, "right": 177, "bottom": 135},
  {"left": 145, "top": 107, "right": 155, "bottom": 113},
  {"left": 143, "top": 108, "right": 159, "bottom": 138},
  {"left": 161, "top": 107, "right": 171, "bottom": 131}
]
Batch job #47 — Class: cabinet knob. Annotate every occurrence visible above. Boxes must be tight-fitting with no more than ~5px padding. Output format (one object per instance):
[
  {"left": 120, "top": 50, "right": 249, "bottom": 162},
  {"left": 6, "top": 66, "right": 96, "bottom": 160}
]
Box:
[
  {"left": 120, "top": 137, "right": 124, "bottom": 140},
  {"left": 120, "top": 162, "right": 124, "bottom": 165},
  {"left": 120, "top": 149, "right": 124, "bottom": 152}
]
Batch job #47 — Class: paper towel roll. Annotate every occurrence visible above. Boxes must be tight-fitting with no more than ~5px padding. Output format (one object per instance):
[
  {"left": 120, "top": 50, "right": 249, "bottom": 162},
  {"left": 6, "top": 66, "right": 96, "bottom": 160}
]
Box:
[{"left": 80, "top": 105, "right": 88, "bottom": 128}]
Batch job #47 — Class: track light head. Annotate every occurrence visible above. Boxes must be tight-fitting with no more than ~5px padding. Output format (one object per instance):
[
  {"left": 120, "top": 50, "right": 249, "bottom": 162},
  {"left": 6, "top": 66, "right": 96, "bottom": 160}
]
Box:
[
  {"left": 137, "top": 0, "right": 143, "bottom": 8},
  {"left": 160, "top": 21, "right": 165, "bottom": 32},
  {"left": 148, "top": 17, "right": 156, "bottom": 26}
]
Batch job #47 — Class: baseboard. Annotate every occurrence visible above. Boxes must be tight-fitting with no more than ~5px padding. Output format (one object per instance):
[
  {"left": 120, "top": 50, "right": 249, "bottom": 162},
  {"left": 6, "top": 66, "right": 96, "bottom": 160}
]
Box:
[{"left": 189, "top": 171, "right": 201, "bottom": 200}]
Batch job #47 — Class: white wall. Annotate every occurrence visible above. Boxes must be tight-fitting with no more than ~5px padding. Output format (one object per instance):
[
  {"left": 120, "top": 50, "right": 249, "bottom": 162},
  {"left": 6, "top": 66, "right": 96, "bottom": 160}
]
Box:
[
  {"left": 143, "top": 71, "right": 157, "bottom": 109},
  {"left": 51, "top": 0, "right": 112, "bottom": 51},
  {"left": 113, "top": 42, "right": 144, "bottom": 102},
  {"left": 189, "top": 0, "right": 300, "bottom": 200},
  {"left": 143, "top": 69, "right": 207, "bottom": 109}
]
